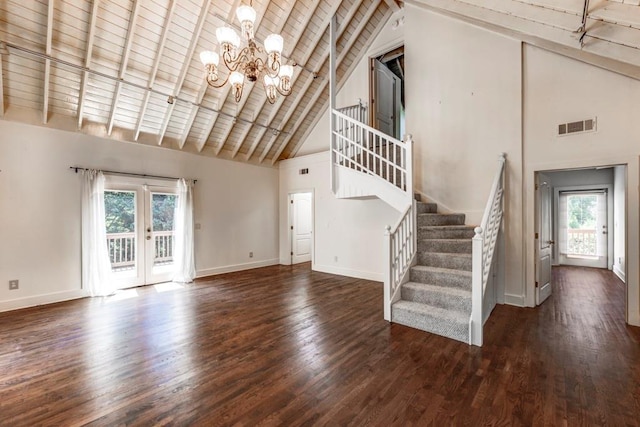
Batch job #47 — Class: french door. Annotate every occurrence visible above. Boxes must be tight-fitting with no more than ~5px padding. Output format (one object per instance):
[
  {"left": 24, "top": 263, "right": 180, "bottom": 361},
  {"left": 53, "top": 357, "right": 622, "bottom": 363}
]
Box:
[{"left": 104, "top": 183, "right": 178, "bottom": 288}]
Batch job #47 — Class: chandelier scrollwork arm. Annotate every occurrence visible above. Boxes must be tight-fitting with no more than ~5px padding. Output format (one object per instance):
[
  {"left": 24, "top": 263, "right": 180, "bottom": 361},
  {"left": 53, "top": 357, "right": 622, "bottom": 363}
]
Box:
[{"left": 199, "top": 1, "right": 294, "bottom": 103}]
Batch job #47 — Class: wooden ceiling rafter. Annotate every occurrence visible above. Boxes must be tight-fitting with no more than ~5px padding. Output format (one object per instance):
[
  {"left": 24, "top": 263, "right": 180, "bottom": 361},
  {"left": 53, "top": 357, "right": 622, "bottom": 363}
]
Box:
[
  {"left": 133, "top": 0, "right": 178, "bottom": 142},
  {"left": 196, "top": 0, "right": 271, "bottom": 154},
  {"left": 262, "top": 0, "right": 373, "bottom": 164},
  {"left": 232, "top": 0, "right": 327, "bottom": 160},
  {"left": 43, "top": 0, "right": 54, "bottom": 124},
  {"left": 76, "top": 0, "right": 100, "bottom": 129},
  {"left": 219, "top": 0, "right": 298, "bottom": 158},
  {"left": 157, "top": 0, "right": 213, "bottom": 146},
  {"left": 255, "top": 0, "right": 360, "bottom": 163},
  {"left": 106, "top": 0, "right": 142, "bottom": 136},
  {"left": 176, "top": 0, "right": 244, "bottom": 150},
  {"left": 287, "top": 5, "right": 394, "bottom": 160},
  {"left": 274, "top": 0, "right": 388, "bottom": 163}
]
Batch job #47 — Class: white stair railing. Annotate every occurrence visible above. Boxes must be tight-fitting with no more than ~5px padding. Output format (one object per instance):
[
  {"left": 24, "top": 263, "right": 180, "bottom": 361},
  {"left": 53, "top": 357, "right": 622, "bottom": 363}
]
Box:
[
  {"left": 383, "top": 199, "right": 416, "bottom": 321},
  {"left": 470, "top": 153, "right": 506, "bottom": 346},
  {"left": 331, "top": 110, "right": 413, "bottom": 195},
  {"left": 330, "top": 105, "right": 415, "bottom": 322}
]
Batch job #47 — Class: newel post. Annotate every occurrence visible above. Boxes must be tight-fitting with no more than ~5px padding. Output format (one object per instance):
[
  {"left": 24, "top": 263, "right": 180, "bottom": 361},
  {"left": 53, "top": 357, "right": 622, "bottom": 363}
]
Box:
[
  {"left": 471, "top": 226, "right": 484, "bottom": 346},
  {"left": 384, "top": 225, "right": 392, "bottom": 322}
]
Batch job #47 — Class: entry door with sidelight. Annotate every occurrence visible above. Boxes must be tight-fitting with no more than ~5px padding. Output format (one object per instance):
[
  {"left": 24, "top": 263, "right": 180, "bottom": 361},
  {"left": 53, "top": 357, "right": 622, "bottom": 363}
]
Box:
[{"left": 104, "top": 183, "right": 178, "bottom": 288}]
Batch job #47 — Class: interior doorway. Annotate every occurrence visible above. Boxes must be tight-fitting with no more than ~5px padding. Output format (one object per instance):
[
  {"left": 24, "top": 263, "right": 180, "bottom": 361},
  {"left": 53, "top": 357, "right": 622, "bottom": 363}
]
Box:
[
  {"left": 289, "top": 191, "right": 313, "bottom": 265},
  {"left": 104, "top": 181, "right": 178, "bottom": 288},
  {"left": 370, "top": 45, "right": 404, "bottom": 139},
  {"left": 534, "top": 165, "right": 627, "bottom": 306}
]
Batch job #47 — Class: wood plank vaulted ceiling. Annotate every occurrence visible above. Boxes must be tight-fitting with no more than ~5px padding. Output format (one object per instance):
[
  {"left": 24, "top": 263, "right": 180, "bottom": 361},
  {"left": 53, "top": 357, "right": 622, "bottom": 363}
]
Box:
[{"left": 0, "top": 0, "right": 400, "bottom": 165}]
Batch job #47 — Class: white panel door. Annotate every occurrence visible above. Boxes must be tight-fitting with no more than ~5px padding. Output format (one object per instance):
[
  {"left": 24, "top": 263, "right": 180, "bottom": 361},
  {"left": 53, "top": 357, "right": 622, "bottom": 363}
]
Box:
[
  {"left": 536, "top": 173, "right": 553, "bottom": 305},
  {"left": 291, "top": 192, "right": 313, "bottom": 264},
  {"left": 374, "top": 59, "right": 401, "bottom": 139}
]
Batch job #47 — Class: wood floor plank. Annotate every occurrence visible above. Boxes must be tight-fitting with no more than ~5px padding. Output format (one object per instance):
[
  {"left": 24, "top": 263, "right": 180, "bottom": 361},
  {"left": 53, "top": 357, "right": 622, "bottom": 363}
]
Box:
[{"left": 0, "top": 264, "right": 639, "bottom": 425}]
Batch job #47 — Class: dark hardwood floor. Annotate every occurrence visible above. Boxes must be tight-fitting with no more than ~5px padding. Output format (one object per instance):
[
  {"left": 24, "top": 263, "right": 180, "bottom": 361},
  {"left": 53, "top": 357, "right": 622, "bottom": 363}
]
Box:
[{"left": 0, "top": 264, "right": 638, "bottom": 426}]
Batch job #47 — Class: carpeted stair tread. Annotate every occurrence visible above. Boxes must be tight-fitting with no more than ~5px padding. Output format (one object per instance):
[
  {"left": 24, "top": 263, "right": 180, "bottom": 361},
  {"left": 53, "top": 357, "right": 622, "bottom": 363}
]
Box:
[
  {"left": 417, "top": 213, "right": 466, "bottom": 226},
  {"left": 418, "top": 238, "right": 472, "bottom": 254},
  {"left": 391, "top": 300, "right": 469, "bottom": 343},
  {"left": 402, "top": 282, "right": 472, "bottom": 312},
  {"left": 411, "top": 265, "right": 472, "bottom": 278},
  {"left": 419, "top": 252, "right": 472, "bottom": 271}
]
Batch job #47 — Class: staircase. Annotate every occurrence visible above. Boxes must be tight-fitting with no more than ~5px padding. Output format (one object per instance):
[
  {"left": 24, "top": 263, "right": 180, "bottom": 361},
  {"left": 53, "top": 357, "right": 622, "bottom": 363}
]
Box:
[{"left": 391, "top": 200, "right": 476, "bottom": 343}]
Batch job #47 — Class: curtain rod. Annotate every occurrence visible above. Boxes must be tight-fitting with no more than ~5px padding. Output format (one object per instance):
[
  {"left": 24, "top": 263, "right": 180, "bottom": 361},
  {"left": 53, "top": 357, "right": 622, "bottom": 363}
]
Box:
[{"left": 70, "top": 166, "right": 197, "bottom": 183}]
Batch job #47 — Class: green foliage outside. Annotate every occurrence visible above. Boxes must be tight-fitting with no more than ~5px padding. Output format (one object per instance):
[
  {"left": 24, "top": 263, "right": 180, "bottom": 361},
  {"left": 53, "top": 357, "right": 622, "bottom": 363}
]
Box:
[
  {"left": 567, "top": 195, "right": 596, "bottom": 229},
  {"left": 104, "top": 191, "right": 136, "bottom": 233},
  {"left": 152, "top": 194, "right": 176, "bottom": 231},
  {"left": 104, "top": 191, "right": 177, "bottom": 234}
]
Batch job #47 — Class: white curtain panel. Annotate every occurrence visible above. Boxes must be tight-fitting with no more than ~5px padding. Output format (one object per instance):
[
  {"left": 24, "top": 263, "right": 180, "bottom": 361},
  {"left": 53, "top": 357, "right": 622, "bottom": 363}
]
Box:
[
  {"left": 173, "top": 178, "right": 196, "bottom": 282},
  {"left": 81, "top": 170, "right": 115, "bottom": 297}
]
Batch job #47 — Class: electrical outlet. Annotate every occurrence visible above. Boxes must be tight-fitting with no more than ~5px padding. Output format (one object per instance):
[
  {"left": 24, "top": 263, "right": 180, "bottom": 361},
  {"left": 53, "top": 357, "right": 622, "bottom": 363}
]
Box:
[
  {"left": 9, "top": 280, "right": 19, "bottom": 290},
  {"left": 249, "top": 252, "right": 253, "bottom": 258}
]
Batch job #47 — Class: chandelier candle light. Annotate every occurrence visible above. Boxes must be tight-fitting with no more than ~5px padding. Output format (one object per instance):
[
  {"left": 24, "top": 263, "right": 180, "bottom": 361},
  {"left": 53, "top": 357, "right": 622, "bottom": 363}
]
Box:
[{"left": 200, "top": 2, "right": 294, "bottom": 104}]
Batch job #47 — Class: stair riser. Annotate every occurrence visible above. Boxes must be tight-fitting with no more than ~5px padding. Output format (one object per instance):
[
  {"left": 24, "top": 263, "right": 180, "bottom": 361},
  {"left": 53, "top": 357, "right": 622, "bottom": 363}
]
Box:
[
  {"left": 392, "top": 307, "right": 468, "bottom": 343},
  {"left": 419, "top": 253, "right": 472, "bottom": 271},
  {"left": 418, "top": 240, "right": 472, "bottom": 254},
  {"left": 416, "top": 203, "right": 438, "bottom": 214},
  {"left": 410, "top": 268, "right": 471, "bottom": 290},
  {"left": 401, "top": 287, "right": 471, "bottom": 312},
  {"left": 418, "top": 228, "right": 475, "bottom": 240},
  {"left": 418, "top": 214, "right": 466, "bottom": 227}
]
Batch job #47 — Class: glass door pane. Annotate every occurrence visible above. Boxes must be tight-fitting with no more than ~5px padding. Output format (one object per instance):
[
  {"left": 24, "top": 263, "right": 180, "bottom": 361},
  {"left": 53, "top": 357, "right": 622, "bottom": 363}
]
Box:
[
  {"left": 145, "top": 190, "right": 178, "bottom": 284},
  {"left": 104, "top": 189, "right": 144, "bottom": 288}
]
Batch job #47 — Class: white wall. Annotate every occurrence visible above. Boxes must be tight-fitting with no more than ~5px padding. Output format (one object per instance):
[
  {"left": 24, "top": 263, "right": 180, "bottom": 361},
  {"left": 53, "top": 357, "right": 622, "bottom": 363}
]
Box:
[
  {"left": 279, "top": 152, "right": 398, "bottom": 281},
  {"left": 297, "top": 9, "right": 405, "bottom": 157},
  {"left": 523, "top": 45, "right": 640, "bottom": 324},
  {"left": 0, "top": 120, "right": 279, "bottom": 311},
  {"left": 405, "top": 5, "right": 525, "bottom": 306},
  {"left": 613, "top": 165, "right": 626, "bottom": 282},
  {"left": 402, "top": 4, "right": 640, "bottom": 325}
]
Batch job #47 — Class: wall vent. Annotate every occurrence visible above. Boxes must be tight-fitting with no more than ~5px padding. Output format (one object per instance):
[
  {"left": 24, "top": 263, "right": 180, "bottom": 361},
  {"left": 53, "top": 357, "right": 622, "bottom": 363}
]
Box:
[
  {"left": 299, "top": 168, "right": 309, "bottom": 175},
  {"left": 558, "top": 117, "right": 596, "bottom": 136}
]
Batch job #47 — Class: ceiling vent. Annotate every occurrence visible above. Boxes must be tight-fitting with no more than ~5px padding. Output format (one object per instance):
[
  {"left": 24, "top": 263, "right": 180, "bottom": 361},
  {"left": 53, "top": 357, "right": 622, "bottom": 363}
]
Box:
[{"left": 558, "top": 117, "right": 596, "bottom": 136}]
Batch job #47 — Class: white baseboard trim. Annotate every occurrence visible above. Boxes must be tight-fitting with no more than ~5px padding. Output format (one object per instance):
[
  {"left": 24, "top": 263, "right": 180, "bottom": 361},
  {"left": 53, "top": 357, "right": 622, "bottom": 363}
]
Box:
[
  {"left": 0, "top": 289, "right": 87, "bottom": 313},
  {"left": 196, "top": 258, "right": 280, "bottom": 278},
  {"left": 313, "top": 264, "right": 383, "bottom": 282},
  {"left": 613, "top": 265, "right": 626, "bottom": 283},
  {"left": 504, "top": 293, "right": 525, "bottom": 307}
]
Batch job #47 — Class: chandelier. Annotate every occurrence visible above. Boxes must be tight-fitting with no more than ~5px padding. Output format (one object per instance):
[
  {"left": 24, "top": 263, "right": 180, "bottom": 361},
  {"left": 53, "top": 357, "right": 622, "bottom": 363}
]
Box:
[{"left": 199, "top": 2, "right": 294, "bottom": 104}]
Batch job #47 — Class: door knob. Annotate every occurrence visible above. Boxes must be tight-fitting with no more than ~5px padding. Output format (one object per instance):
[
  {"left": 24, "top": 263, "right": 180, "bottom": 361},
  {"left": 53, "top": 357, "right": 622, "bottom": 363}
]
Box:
[
  {"left": 146, "top": 236, "right": 151, "bottom": 240},
  {"left": 548, "top": 240, "right": 555, "bottom": 244}
]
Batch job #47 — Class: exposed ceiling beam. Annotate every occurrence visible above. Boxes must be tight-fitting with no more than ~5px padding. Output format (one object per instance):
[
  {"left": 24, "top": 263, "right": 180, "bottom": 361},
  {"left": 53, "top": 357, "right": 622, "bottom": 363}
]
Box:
[
  {"left": 197, "top": 0, "right": 270, "bottom": 154},
  {"left": 230, "top": 0, "right": 324, "bottom": 159},
  {"left": 76, "top": 0, "right": 100, "bottom": 129},
  {"left": 215, "top": 0, "right": 296, "bottom": 156},
  {"left": 107, "top": 0, "right": 141, "bottom": 135},
  {"left": 289, "top": 5, "right": 394, "bottom": 160},
  {"left": 258, "top": 0, "right": 362, "bottom": 163},
  {"left": 157, "top": 0, "right": 212, "bottom": 146},
  {"left": 43, "top": 0, "right": 54, "bottom": 124},
  {"left": 275, "top": 1, "right": 386, "bottom": 163},
  {"left": 384, "top": 0, "right": 401, "bottom": 12},
  {"left": 134, "top": 0, "right": 178, "bottom": 141},
  {"left": 247, "top": 0, "right": 352, "bottom": 163},
  {"left": 0, "top": 52, "right": 4, "bottom": 117},
  {"left": 180, "top": 0, "right": 243, "bottom": 151}
]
